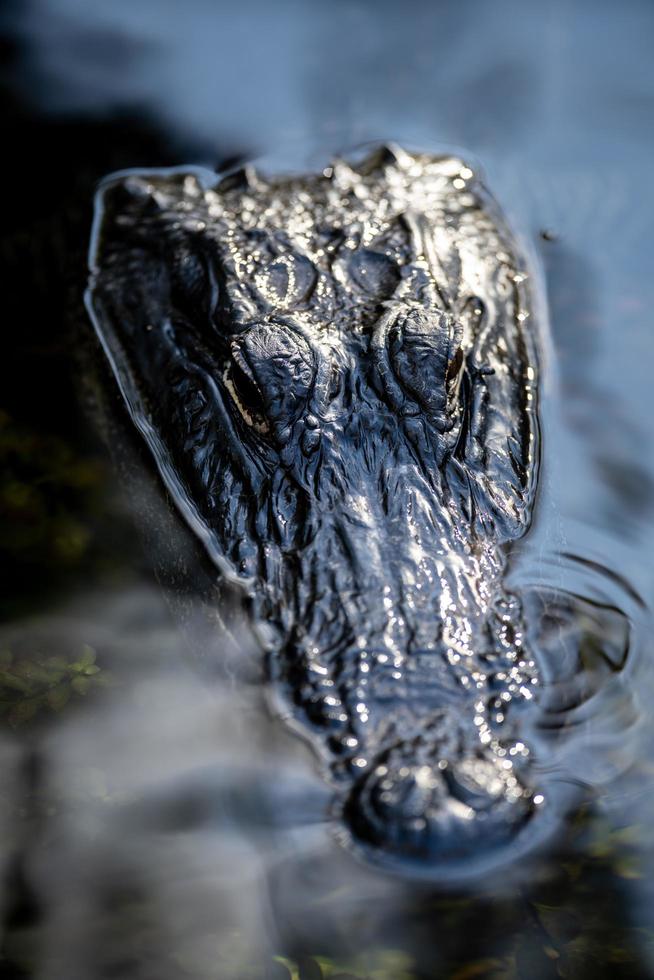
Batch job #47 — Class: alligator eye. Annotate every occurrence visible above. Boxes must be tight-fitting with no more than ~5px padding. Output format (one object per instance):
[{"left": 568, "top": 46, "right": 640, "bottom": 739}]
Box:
[
  {"left": 223, "top": 352, "right": 268, "bottom": 431},
  {"left": 226, "top": 323, "right": 316, "bottom": 439},
  {"left": 389, "top": 308, "right": 464, "bottom": 424},
  {"left": 337, "top": 248, "right": 400, "bottom": 299},
  {"left": 255, "top": 254, "right": 317, "bottom": 309}
]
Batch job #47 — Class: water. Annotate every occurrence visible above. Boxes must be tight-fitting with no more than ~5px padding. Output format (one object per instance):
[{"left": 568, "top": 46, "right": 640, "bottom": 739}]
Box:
[{"left": 2, "top": 1, "right": 654, "bottom": 977}]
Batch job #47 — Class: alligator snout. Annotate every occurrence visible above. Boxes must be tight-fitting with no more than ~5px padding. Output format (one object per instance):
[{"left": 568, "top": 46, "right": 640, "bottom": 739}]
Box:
[{"left": 345, "top": 726, "right": 538, "bottom": 873}]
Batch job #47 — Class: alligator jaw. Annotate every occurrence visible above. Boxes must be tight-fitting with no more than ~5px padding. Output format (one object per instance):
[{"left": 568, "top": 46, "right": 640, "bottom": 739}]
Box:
[{"left": 344, "top": 723, "right": 537, "bottom": 877}]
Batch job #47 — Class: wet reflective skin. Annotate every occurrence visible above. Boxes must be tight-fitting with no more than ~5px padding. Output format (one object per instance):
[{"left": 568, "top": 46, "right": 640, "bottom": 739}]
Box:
[{"left": 87, "top": 145, "right": 544, "bottom": 876}]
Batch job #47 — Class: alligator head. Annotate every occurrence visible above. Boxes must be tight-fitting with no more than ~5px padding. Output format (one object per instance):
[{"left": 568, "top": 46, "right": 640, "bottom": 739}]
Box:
[{"left": 87, "top": 145, "right": 543, "bottom": 876}]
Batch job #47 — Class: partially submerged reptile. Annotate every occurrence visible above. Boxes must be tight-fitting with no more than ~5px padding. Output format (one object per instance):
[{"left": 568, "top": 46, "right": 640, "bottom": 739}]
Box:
[{"left": 87, "top": 144, "right": 547, "bottom": 876}]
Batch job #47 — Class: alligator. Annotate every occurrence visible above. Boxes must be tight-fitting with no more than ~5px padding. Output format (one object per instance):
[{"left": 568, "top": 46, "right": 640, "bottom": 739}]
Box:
[{"left": 86, "top": 144, "right": 546, "bottom": 876}]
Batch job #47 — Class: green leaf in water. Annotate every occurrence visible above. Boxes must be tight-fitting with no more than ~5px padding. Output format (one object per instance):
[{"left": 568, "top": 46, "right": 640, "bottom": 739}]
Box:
[
  {"left": 71, "top": 675, "right": 91, "bottom": 696},
  {"left": 8, "top": 699, "right": 38, "bottom": 727},
  {"left": 298, "top": 956, "right": 323, "bottom": 980},
  {"left": 45, "top": 684, "right": 71, "bottom": 711}
]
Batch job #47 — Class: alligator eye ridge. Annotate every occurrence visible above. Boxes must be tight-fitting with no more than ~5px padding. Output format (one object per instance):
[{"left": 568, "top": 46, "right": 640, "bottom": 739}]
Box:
[
  {"left": 225, "top": 322, "right": 317, "bottom": 440},
  {"left": 341, "top": 247, "right": 401, "bottom": 298},
  {"left": 385, "top": 307, "right": 465, "bottom": 428},
  {"left": 254, "top": 253, "right": 318, "bottom": 309}
]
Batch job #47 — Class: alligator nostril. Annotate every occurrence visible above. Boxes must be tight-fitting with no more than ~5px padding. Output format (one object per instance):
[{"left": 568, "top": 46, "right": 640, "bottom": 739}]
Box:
[{"left": 343, "top": 743, "right": 538, "bottom": 873}]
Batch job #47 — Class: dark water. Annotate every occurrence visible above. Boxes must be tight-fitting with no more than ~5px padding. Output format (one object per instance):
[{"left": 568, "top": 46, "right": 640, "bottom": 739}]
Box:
[{"left": 2, "top": 1, "right": 654, "bottom": 977}]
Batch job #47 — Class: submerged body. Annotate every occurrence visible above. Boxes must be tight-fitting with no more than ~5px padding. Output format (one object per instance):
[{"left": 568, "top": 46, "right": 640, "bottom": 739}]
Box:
[{"left": 87, "top": 145, "right": 543, "bottom": 874}]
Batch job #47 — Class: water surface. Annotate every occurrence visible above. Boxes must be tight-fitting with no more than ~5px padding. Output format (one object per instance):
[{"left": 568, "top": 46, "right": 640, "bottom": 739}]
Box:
[{"left": 1, "top": 1, "right": 654, "bottom": 977}]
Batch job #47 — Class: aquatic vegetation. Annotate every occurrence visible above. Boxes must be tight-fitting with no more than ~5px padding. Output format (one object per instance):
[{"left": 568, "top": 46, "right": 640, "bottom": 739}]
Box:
[
  {"left": 0, "top": 643, "right": 110, "bottom": 727},
  {"left": 0, "top": 409, "right": 114, "bottom": 617}
]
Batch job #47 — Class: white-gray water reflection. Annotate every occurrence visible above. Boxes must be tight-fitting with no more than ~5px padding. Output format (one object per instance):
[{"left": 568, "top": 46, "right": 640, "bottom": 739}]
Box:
[{"left": 2, "top": 577, "right": 650, "bottom": 979}]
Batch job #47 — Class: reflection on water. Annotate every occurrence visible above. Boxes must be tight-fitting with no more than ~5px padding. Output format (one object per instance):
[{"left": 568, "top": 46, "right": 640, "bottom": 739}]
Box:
[
  {"left": 2, "top": 0, "right": 654, "bottom": 976},
  {"left": 1, "top": 580, "right": 651, "bottom": 978}
]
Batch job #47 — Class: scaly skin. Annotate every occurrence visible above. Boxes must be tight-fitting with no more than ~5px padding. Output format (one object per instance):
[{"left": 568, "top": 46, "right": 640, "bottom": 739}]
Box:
[{"left": 87, "top": 145, "right": 543, "bottom": 875}]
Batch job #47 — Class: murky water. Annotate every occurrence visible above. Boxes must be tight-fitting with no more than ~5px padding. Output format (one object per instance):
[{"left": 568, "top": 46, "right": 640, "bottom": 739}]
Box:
[{"left": 2, "top": 1, "right": 654, "bottom": 977}]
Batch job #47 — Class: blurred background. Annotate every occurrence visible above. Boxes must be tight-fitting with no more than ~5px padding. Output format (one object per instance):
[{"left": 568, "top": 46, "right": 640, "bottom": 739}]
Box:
[{"left": 1, "top": 1, "right": 654, "bottom": 977}]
